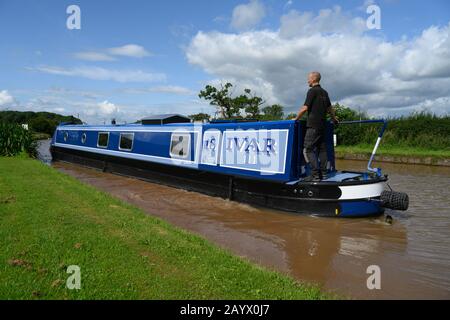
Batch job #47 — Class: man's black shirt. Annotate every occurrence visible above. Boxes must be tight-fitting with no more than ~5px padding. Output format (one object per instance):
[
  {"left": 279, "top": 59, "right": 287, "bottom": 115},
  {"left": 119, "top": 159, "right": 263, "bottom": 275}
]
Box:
[{"left": 303, "top": 84, "right": 331, "bottom": 129}]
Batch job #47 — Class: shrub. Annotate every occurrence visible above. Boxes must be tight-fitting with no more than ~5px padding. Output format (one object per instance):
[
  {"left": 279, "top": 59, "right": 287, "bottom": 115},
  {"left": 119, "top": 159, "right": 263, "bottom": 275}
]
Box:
[
  {"left": 334, "top": 109, "right": 450, "bottom": 150},
  {"left": 0, "top": 123, "right": 37, "bottom": 157}
]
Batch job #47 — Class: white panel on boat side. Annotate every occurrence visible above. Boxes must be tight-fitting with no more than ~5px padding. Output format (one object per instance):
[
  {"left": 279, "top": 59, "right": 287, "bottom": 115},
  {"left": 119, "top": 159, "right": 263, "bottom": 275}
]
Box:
[
  {"left": 338, "top": 182, "right": 384, "bottom": 200},
  {"left": 200, "top": 129, "right": 222, "bottom": 166},
  {"left": 219, "top": 129, "right": 289, "bottom": 174}
]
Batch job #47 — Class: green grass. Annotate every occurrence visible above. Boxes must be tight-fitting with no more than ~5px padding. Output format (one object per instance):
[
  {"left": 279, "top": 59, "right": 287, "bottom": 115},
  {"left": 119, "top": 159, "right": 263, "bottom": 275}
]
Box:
[
  {"left": 335, "top": 144, "right": 450, "bottom": 159},
  {"left": 0, "top": 156, "right": 330, "bottom": 300}
]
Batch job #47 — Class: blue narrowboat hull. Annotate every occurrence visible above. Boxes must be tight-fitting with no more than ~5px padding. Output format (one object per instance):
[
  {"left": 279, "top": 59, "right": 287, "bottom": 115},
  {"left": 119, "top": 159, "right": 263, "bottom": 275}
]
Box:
[{"left": 50, "top": 120, "right": 388, "bottom": 218}]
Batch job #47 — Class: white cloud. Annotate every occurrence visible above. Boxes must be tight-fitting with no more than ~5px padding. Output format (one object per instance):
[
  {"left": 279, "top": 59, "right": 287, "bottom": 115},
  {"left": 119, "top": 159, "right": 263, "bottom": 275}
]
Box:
[
  {"left": 20, "top": 94, "right": 122, "bottom": 123},
  {"left": 280, "top": 7, "right": 367, "bottom": 37},
  {"left": 396, "top": 25, "right": 450, "bottom": 80},
  {"left": 97, "top": 100, "right": 119, "bottom": 115},
  {"left": 125, "top": 85, "right": 195, "bottom": 95},
  {"left": 53, "top": 107, "right": 65, "bottom": 113},
  {"left": 186, "top": 7, "right": 450, "bottom": 116},
  {"left": 0, "top": 90, "right": 14, "bottom": 106},
  {"left": 74, "top": 44, "right": 151, "bottom": 61},
  {"left": 12, "top": 87, "right": 212, "bottom": 124},
  {"left": 107, "top": 44, "right": 151, "bottom": 58},
  {"left": 73, "top": 51, "right": 116, "bottom": 61},
  {"left": 231, "top": 0, "right": 266, "bottom": 31},
  {"left": 30, "top": 65, "right": 166, "bottom": 83}
]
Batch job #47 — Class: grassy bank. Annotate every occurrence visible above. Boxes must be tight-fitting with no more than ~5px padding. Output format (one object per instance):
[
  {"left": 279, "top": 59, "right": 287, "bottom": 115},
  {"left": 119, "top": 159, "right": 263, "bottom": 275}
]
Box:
[
  {"left": 0, "top": 156, "right": 329, "bottom": 300},
  {"left": 335, "top": 144, "right": 450, "bottom": 159}
]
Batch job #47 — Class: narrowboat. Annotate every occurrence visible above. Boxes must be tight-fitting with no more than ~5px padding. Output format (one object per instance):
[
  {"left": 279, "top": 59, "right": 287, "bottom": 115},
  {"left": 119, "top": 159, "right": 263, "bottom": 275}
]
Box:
[{"left": 50, "top": 114, "right": 409, "bottom": 218}]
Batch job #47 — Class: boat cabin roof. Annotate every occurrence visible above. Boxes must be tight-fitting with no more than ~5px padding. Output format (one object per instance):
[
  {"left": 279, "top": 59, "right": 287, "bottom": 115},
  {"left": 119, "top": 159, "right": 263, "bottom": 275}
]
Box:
[
  {"left": 140, "top": 114, "right": 191, "bottom": 125},
  {"left": 58, "top": 119, "right": 297, "bottom": 129}
]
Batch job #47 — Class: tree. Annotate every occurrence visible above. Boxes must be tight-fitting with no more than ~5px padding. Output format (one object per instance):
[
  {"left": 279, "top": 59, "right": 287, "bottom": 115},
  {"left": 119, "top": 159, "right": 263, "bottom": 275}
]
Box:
[
  {"left": 262, "top": 104, "right": 284, "bottom": 120},
  {"left": 239, "top": 88, "right": 265, "bottom": 119},
  {"left": 198, "top": 83, "right": 240, "bottom": 119},
  {"left": 332, "top": 102, "right": 368, "bottom": 121},
  {"left": 29, "top": 117, "right": 55, "bottom": 135},
  {"left": 188, "top": 113, "right": 211, "bottom": 122},
  {"left": 198, "top": 83, "right": 266, "bottom": 119}
]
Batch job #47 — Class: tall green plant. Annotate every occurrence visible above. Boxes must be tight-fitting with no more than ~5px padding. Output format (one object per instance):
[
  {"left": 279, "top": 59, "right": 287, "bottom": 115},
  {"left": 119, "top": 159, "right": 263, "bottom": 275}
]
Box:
[{"left": 0, "top": 123, "right": 37, "bottom": 157}]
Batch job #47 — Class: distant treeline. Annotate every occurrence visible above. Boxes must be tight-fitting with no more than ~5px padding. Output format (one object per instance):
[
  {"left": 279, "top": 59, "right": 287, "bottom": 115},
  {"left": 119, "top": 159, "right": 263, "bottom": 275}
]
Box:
[{"left": 0, "top": 111, "right": 82, "bottom": 135}]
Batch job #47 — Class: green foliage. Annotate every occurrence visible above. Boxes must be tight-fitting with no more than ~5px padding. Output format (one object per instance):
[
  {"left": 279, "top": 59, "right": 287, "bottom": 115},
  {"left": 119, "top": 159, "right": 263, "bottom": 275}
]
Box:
[
  {"left": 199, "top": 83, "right": 274, "bottom": 120},
  {"left": 199, "top": 83, "right": 240, "bottom": 119},
  {"left": 285, "top": 112, "right": 298, "bottom": 120},
  {"left": 0, "top": 111, "right": 82, "bottom": 135},
  {"left": 188, "top": 112, "right": 211, "bottom": 122},
  {"left": 333, "top": 102, "right": 367, "bottom": 121},
  {"left": 261, "top": 104, "right": 284, "bottom": 120},
  {"left": 382, "top": 112, "right": 450, "bottom": 149},
  {"left": 28, "top": 117, "right": 55, "bottom": 135},
  {"left": 0, "top": 123, "right": 37, "bottom": 157},
  {"left": 334, "top": 105, "right": 450, "bottom": 151}
]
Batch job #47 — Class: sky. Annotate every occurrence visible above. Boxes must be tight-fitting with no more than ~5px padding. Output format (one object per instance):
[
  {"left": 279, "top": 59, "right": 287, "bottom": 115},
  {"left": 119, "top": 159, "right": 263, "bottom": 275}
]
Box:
[{"left": 0, "top": 0, "right": 449, "bottom": 123}]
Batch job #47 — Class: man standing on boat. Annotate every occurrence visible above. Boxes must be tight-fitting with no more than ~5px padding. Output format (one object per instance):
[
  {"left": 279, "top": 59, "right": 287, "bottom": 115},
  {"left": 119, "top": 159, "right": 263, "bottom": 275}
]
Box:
[{"left": 293, "top": 72, "right": 338, "bottom": 181}]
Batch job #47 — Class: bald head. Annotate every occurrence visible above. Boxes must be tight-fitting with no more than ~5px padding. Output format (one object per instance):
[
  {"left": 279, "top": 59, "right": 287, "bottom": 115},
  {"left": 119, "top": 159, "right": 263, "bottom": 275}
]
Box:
[
  {"left": 309, "top": 71, "right": 322, "bottom": 83},
  {"left": 308, "top": 72, "right": 321, "bottom": 87}
]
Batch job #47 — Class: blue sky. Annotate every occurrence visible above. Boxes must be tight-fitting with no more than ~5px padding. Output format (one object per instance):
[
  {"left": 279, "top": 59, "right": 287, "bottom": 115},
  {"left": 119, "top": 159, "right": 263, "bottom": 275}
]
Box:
[{"left": 0, "top": 0, "right": 449, "bottom": 123}]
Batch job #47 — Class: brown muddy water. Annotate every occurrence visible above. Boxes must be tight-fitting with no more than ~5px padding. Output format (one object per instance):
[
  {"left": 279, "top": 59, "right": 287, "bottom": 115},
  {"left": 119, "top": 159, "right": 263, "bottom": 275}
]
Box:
[{"left": 39, "top": 140, "right": 450, "bottom": 299}]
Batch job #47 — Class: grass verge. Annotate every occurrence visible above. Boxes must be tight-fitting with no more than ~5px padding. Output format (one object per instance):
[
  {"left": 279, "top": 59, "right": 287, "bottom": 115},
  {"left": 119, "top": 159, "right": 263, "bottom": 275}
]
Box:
[
  {"left": 335, "top": 144, "right": 450, "bottom": 160},
  {"left": 0, "top": 155, "right": 330, "bottom": 300}
]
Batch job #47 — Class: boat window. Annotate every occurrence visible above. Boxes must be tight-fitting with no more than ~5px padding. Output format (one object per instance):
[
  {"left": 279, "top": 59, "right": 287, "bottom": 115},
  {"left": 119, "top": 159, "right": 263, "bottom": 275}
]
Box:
[
  {"left": 97, "top": 132, "right": 109, "bottom": 148},
  {"left": 81, "top": 133, "right": 87, "bottom": 144},
  {"left": 119, "top": 133, "right": 134, "bottom": 151},
  {"left": 170, "top": 133, "right": 190, "bottom": 159},
  {"left": 63, "top": 131, "right": 68, "bottom": 142}
]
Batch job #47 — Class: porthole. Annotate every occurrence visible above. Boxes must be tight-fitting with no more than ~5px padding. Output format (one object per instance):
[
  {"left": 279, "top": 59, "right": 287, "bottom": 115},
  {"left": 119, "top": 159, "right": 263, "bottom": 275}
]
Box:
[{"left": 81, "top": 133, "right": 87, "bottom": 144}]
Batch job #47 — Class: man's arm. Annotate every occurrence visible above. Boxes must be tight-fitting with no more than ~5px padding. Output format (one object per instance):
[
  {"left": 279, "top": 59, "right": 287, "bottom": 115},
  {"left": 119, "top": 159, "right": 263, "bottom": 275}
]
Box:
[
  {"left": 294, "top": 105, "right": 308, "bottom": 121},
  {"left": 327, "top": 104, "right": 339, "bottom": 123},
  {"left": 293, "top": 88, "right": 314, "bottom": 121}
]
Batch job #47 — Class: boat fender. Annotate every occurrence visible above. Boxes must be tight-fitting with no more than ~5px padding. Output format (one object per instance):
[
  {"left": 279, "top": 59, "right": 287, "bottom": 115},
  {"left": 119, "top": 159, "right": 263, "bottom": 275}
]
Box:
[{"left": 380, "top": 190, "right": 409, "bottom": 211}]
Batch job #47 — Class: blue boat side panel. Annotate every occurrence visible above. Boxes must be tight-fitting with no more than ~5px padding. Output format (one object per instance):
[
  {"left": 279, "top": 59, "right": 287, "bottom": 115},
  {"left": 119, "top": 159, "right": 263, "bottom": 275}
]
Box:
[
  {"left": 54, "top": 121, "right": 298, "bottom": 182},
  {"left": 55, "top": 128, "right": 198, "bottom": 166},
  {"left": 338, "top": 200, "right": 383, "bottom": 217},
  {"left": 53, "top": 120, "right": 340, "bottom": 182}
]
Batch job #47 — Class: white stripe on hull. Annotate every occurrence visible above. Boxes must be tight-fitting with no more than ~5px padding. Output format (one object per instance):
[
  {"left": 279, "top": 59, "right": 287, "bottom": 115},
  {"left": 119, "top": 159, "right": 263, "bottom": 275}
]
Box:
[{"left": 338, "top": 182, "right": 384, "bottom": 200}]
